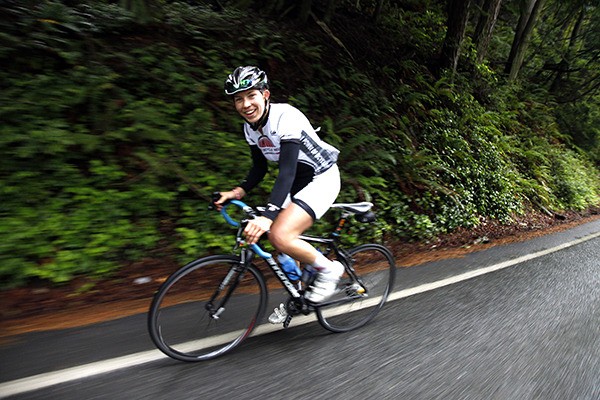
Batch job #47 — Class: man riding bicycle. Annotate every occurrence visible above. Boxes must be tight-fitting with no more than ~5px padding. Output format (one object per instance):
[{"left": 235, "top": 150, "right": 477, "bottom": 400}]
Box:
[{"left": 215, "top": 66, "right": 344, "bottom": 321}]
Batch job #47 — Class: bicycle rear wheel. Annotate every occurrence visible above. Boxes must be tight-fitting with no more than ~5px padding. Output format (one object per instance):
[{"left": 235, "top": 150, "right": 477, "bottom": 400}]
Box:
[
  {"left": 317, "top": 244, "right": 395, "bottom": 333},
  {"left": 148, "top": 255, "right": 267, "bottom": 361}
]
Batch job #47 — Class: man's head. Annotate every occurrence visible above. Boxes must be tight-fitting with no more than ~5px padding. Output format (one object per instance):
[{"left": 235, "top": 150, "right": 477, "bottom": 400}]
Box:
[
  {"left": 224, "top": 66, "right": 269, "bottom": 95},
  {"left": 225, "top": 66, "right": 271, "bottom": 128}
]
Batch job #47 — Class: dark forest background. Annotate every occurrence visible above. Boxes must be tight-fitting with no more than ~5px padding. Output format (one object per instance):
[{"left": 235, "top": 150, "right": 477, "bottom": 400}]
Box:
[{"left": 1, "top": 0, "right": 599, "bottom": 287}]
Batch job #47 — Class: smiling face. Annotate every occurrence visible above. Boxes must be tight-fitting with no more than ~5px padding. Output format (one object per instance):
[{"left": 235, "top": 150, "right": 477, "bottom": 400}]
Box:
[{"left": 233, "top": 89, "right": 270, "bottom": 125}]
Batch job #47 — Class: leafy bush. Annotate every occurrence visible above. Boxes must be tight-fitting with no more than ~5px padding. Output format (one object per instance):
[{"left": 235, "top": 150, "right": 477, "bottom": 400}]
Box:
[{"left": 0, "top": 1, "right": 598, "bottom": 288}]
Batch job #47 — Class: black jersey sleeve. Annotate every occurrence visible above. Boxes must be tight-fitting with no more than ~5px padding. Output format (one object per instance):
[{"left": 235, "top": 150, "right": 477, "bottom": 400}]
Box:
[
  {"left": 239, "top": 144, "right": 268, "bottom": 193},
  {"left": 261, "top": 139, "right": 300, "bottom": 220}
]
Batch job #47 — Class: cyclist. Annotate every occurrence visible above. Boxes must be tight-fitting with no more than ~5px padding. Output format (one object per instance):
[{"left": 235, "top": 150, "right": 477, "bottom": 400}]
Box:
[{"left": 215, "top": 66, "right": 344, "bottom": 322}]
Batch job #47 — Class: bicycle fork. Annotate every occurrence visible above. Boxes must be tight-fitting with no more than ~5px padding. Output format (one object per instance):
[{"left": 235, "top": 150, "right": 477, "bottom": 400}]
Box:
[{"left": 205, "top": 254, "right": 250, "bottom": 320}]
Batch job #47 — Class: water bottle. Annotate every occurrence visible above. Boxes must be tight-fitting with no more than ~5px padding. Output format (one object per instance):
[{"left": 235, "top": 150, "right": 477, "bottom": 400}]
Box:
[{"left": 277, "top": 253, "right": 302, "bottom": 282}]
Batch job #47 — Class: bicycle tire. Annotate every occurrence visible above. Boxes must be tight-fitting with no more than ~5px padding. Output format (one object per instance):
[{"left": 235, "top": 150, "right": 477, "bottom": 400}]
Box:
[
  {"left": 148, "top": 255, "right": 267, "bottom": 361},
  {"left": 316, "top": 244, "right": 396, "bottom": 333}
]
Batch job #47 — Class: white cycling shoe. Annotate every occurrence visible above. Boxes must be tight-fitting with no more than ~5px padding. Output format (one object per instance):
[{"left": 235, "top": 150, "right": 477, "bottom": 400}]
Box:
[
  {"left": 268, "top": 303, "right": 288, "bottom": 324},
  {"left": 268, "top": 261, "right": 345, "bottom": 324},
  {"left": 305, "top": 261, "right": 345, "bottom": 303}
]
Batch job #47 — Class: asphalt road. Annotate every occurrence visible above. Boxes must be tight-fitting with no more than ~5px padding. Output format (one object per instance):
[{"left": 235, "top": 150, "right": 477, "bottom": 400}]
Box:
[{"left": 1, "top": 219, "right": 599, "bottom": 399}]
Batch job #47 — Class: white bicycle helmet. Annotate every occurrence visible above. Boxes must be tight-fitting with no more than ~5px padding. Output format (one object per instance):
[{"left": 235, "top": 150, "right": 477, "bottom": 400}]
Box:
[{"left": 224, "top": 66, "right": 269, "bottom": 95}]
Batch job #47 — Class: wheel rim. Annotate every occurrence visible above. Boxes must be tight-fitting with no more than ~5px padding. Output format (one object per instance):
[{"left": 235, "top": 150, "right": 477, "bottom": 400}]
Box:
[
  {"left": 316, "top": 244, "right": 395, "bottom": 332},
  {"left": 148, "top": 257, "right": 266, "bottom": 361}
]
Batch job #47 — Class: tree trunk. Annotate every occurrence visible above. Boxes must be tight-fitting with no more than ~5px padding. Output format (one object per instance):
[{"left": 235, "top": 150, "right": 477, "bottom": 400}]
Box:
[
  {"left": 550, "top": 6, "right": 585, "bottom": 93},
  {"left": 438, "top": 0, "right": 472, "bottom": 76},
  {"left": 505, "top": 0, "right": 546, "bottom": 80},
  {"left": 473, "top": 0, "right": 503, "bottom": 63}
]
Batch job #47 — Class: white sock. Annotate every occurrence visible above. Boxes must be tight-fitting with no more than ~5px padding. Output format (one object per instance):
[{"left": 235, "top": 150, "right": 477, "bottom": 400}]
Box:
[{"left": 312, "top": 252, "right": 334, "bottom": 272}]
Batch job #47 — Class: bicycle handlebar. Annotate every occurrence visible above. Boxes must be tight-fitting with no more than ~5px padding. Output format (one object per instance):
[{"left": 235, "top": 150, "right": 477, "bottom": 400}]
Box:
[
  {"left": 220, "top": 199, "right": 255, "bottom": 227},
  {"left": 211, "top": 193, "right": 272, "bottom": 259},
  {"left": 209, "top": 192, "right": 253, "bottom": 226}
]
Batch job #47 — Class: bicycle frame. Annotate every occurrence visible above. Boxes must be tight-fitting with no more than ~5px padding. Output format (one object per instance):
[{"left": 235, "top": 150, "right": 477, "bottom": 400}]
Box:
[
  {"left": 219, "top": 200, "right": 357, "bottom": 308},
  {"left": 148, "top": 197, "right": 393, "bottom": 361}
]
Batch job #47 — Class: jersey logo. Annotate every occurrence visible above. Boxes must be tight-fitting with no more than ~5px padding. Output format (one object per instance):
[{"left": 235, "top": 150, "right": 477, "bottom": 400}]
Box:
[{"left": 258, "top": 134, "right": 275, "bottom": 148}]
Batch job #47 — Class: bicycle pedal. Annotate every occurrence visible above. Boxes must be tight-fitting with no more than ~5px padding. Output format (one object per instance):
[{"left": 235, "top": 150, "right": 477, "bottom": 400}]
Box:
[
  {"left": 346, "top": 283, "right": 367, "bottom": 296},
  {"left": 283, "top": 314, "right": 293, "bottom": 329}
]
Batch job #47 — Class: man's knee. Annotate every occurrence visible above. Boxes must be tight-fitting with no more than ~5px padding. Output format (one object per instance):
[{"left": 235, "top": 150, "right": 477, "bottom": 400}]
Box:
[{"left": 268, "top": 226, "right": 290, "bottom": 251}]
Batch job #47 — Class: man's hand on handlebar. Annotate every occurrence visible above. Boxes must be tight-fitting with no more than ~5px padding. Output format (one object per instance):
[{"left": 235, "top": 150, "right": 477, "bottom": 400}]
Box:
[
  {"left": 244, "top": 216, "right": 272, "bottom": 245},
  {"left": 213, "top": 192, "right": 232, "bottom": 211},
  {"left": 213, "top": 188, "right": 245, "bottom": 211},
  {"left": 212, "top": 189, "right": 271, "bottom": 244}
]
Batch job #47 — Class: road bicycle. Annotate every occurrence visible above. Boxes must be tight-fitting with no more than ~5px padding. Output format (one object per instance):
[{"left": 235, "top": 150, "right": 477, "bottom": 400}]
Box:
[{"left": 148, "top": 196, "right": 396, "bottom": 362}]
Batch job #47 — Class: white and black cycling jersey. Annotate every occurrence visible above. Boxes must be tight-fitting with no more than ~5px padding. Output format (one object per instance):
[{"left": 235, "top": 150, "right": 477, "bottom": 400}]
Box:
[
  {"left": 243, "top": 103, "right": 339, "bottom": 174},
  {"left": 239, "top": 103, "right": 340, "bottom": 220}
]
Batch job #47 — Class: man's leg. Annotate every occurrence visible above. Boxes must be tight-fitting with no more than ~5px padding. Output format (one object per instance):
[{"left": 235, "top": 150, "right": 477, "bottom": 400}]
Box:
[
  {"left": 269, "top": 203, "right": 317, "bottom": 264},
  {"left": 269, "top": 204, "right": 343, "bottom": 303}
]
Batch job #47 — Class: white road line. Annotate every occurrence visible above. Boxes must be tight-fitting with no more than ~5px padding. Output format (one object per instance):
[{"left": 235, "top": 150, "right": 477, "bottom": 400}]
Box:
[
  {"left": 388, "top": 230, "right": 600, "bottom": 302},
  {"left": 1, "top": 230, "right": 599, "bottom": 398},
  {"left": 0, "top": 350, "right": 163, "bottom": 398}
]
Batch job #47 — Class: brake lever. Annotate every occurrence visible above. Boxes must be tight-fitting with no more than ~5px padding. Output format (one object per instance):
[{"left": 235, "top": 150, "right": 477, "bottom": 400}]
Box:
[
  {"left": 243, "top": 207, "right": 258, "bottom": 219},
  {"left": 208, "top": 191, "right": 226, "bottom": 211}
]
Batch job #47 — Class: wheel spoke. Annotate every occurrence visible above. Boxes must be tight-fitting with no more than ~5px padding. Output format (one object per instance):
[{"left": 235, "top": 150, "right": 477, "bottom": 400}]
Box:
[{"left": 316, "top": 244, "right": 395, "bottom": 332}]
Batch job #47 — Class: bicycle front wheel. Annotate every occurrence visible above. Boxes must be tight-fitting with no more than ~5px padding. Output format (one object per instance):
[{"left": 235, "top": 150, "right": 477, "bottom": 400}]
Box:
[
  {"left": 148, "top": 255, "right": 267, "bottom": 362},
  {"left": 317, "top": 244, "right": 396, "bottom": 333}
]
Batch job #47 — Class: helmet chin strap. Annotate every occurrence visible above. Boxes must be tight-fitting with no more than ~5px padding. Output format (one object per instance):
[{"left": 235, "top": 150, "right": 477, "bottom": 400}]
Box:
[{"left": 249, "top": 98, "right": 270, "bottom": 131}]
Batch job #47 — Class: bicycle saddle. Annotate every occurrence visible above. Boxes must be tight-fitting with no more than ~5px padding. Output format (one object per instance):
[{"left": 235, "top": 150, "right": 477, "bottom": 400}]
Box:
[{"left": 331, "top": 202, "right": 373, "bottom": 214}]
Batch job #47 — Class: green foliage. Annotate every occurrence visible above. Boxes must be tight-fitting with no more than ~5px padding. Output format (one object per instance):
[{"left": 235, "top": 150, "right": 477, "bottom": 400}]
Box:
[
  {"left": 550, "top": 149, "right": 600, "bottom": 210},
  {"left": 555, "top": 101, "right": 600, "bottom": 164},
  {"left": 0, "top": 0, "right": 598, "bottom": 288},
  {"left": 380, "top": 3, "right": 446, "bottom": 61}
]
